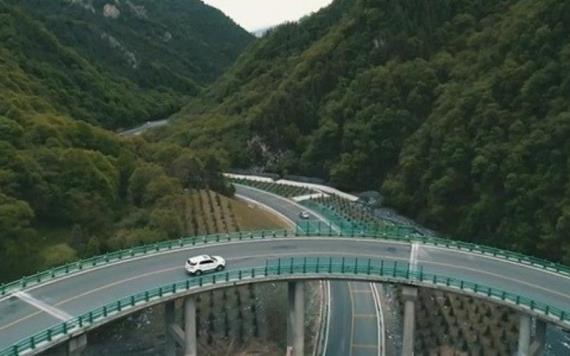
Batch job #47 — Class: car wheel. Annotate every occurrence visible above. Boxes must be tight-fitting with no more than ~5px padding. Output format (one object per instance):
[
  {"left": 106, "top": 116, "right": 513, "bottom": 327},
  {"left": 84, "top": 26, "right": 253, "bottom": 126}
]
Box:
[
  {"left": 195, "top": 270, "right": 202, "bottom": 276},
  {"left": 216, "top": 265, "right": 224, "bottom": 271}
]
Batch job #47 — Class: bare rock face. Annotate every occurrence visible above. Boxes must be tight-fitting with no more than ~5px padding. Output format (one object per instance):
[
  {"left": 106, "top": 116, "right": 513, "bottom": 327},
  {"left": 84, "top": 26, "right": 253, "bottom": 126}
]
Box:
[
  {"left": 162, "top": 32, "right": 173, "bottom": 42},
  {"left": 101, "top": 32, "right": 139, "bottom": 69},
  {"left": 67, "top": 0, "right": 96, "bottom": 13},
  {"left": 103, "top": 4, "right": 120, "bottom": 18},
  {"left": 126, "top": 0, "right": 147, "bottom": 19}
]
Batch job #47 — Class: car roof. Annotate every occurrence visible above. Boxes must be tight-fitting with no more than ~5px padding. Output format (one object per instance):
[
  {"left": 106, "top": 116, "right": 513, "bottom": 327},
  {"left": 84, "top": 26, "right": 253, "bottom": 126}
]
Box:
[{"left": 188, "top": 255, "right": 211, "bottom": 262}]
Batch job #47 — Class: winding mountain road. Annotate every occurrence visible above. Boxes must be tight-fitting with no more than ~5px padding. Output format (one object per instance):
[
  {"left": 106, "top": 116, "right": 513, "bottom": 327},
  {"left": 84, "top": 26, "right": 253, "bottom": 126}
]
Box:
[
  {"left": 235, "top": 184, "right": 383, "bottom": 356},
  {"left": 1, "top": 187, "right": 570, "bottom": 354}
]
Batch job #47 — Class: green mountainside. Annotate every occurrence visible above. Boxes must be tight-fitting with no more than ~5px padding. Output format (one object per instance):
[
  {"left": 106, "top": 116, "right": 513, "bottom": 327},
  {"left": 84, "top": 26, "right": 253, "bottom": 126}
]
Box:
[
  {"left": 0, "top": 0, "right": 246, "bottom": 280},
  {"left": 159, "top": 0, "right": 570, "bottom": 262},
  {"left": 1, "top": 0, "right": 252, "bottom": 128}
]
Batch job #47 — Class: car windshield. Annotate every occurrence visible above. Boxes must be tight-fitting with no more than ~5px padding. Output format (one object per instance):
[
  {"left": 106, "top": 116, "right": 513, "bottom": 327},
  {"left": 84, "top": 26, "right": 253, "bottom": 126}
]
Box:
[{"left": 188, "top": 260, "right": 197, "bottom": 266}]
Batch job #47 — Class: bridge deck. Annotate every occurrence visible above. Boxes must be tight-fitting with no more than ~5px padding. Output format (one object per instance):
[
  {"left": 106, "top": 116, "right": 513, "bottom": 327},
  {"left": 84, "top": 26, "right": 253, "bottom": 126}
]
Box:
[{"left": 1, "top": 237, "right": 570, "bottom": 350}]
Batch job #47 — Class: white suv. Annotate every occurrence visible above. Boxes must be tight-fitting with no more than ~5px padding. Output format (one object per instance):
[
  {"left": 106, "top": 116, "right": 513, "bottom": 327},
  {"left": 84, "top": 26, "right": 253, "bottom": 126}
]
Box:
[{"left": 185, "top": 255, "right": 226, "bottom": 275}]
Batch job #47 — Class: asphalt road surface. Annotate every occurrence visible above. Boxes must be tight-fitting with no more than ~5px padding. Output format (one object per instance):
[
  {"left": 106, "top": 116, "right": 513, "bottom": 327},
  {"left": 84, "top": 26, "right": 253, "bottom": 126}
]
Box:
[
  {"left": 235, "top": 184, "right": 383, "bottom": 356},
  {"left": 1, "top": 187, "right": 570, "bottom": 352}
]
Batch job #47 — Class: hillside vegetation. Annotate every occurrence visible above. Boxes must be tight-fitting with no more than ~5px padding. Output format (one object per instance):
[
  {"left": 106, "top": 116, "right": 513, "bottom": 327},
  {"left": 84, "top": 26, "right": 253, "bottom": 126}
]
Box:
[
  {"left": 158, "top": 0, "right": 570, "bottom": 262},
  {"left": 0, "top": 0, "right": 254, "bottom": 280},
  {"left": 1, "top": 0, "right": 252, "bottom": 128}
]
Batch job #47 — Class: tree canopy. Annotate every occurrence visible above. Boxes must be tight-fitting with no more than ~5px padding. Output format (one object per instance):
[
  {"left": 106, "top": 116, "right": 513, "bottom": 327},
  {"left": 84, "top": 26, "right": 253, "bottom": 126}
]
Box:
[{"left": 157, "top": 0, "right": 570, "bottom": 263}]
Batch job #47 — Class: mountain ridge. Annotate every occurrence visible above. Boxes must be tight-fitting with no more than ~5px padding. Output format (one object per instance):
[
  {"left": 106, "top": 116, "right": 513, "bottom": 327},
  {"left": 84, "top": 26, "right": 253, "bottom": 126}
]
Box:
[{"left": 156, "top": 0, "right": 570, "bottom": 263}]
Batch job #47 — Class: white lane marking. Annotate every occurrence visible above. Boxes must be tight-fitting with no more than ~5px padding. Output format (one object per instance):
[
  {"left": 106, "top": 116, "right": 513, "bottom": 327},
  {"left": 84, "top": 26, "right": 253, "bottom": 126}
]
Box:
[
  {"left": 348, "top": 282, "right": 356, "bottom": 356},
  {"left": 409, "top": 243, "right": 419, "bottom": 272},
  {"left": 235, "top": 194, "right": 295, "bottom": 228},
  {"left": 370, "top": 283, "right": 385, "bottom": 356},
  {"left": 321, "top": 281, "right": 332, "bottom": 356},
  {"left": 418, "top": 243, "right": 570, "bottom": 281},
  {"left": 14, "top": 291, "right": 71, "bottom": 321}
]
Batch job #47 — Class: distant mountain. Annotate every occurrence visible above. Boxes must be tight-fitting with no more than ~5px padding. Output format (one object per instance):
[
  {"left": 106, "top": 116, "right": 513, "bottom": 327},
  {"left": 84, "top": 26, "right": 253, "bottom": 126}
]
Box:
[
  {"left": 252, "top": 26, "right": 273, "bottom": 38},
  {"left": 159, "top": 0, "right": 570, "bottom": 263},
  {"left": 1, "top": 0, "right": 253, "bottom": 128}
]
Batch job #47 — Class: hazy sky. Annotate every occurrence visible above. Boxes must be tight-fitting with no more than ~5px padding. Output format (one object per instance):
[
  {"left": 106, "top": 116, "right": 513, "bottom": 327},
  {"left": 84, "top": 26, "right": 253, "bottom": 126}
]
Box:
[{"left": 203, "top": 0, "right": 333, "bottom": 31}]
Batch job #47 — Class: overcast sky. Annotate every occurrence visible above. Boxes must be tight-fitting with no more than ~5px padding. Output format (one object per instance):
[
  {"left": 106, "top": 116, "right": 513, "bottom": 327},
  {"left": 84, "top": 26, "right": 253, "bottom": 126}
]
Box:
[{"left": 203, "top": 0, "right": 333, "bottom": 32}]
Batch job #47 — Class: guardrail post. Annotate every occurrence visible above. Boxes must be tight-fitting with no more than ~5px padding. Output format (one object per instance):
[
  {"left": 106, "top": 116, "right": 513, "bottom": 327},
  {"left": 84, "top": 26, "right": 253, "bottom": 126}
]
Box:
[
  {"left": 518, "top": 314, "right": 531, "bottom": 356},
  {"left": 354, "top": 259, "right": 358, "bottom": 274},
  {"left": 287, "top": 281, "right": 305, "bottom": 356},
  {"left": 402, "top": 287, "right": 418, "bottom": 356}
]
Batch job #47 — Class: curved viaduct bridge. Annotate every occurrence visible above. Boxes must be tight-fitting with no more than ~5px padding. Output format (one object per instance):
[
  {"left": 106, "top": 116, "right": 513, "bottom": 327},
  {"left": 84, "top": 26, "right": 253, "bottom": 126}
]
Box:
[{"left": 1, "top": 197, "right": 570, "bottom": 355}]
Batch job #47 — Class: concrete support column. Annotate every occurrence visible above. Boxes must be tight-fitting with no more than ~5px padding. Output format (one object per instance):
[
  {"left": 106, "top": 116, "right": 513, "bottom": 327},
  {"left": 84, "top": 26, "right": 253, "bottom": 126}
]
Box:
[
  {"left": 67, "top": 334, "right": 87, "bottom": 356},
  {"left": 530, "top": 319, "right": 547, "bottom": 356},
  {"left": 518, "top": 314, "right": 531, "bottom": 356},
  {"left": 287, "top": 281, "right": 305, "bottom": 356},
  {"left": 165, "top": 301, "right": 176, "bottom": 356},
  {"left": 184, "top": 296, "right": 197, "bottom": 356},
  {"left": 401, "top": 287, "right": 417, "bottom": 356}
]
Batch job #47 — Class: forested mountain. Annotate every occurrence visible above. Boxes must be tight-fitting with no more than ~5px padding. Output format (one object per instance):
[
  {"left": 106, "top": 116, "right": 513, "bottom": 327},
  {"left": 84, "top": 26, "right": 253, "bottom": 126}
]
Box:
[
  {"left": 158, "top": 0, "right": 570, "bottom": 262},
  {"left": 1, "top": 0, "right": 252, "bottom": 128},
  {"left": 0, "top": 0, "right": 248, "bottom": 280}
]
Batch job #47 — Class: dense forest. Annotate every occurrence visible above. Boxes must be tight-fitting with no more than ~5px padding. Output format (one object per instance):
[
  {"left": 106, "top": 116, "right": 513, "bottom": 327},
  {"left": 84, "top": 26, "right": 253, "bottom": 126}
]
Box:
[
  {"left": 0, "top": 0, "right": 246, "bottom": 280},
  {"left": 1, "top": 0, "right": 252, "bottom": 128},
  {"left": 156, "top": 0, "right": 570, "bottom": 262}
]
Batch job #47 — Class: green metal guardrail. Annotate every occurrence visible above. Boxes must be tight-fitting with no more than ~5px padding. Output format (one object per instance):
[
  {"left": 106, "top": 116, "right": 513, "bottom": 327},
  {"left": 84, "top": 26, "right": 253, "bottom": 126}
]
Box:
[
  {"left": 3, "top": 222, "right": 569, "bottom": 299},
  {"left": 2, "top": 257, "right": 569, "bottom": 356},
  {"left": 295, "top": 221, "right": 570, "bottom": 276},
  {"left": 301, "top": 198, "right": 384, "bottom": 229},
  {"left": 0, "top": 230, "right": 289, "bottom": 297},
  {"left": 235, "top": 177, "right": 569, "bottom": 277}
]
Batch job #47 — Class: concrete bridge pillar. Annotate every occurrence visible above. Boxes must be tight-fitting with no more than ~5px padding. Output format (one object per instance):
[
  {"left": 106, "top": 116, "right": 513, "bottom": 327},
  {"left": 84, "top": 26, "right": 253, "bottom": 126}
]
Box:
[
  {"left": 164, "top": 301, "right": 176, "bottom": 356},
  {"left": 287, "top": 281, "right": 305, "bottom": 356},
  {"left": 401, "top": 286, "right": 417, "bottom": 356},
  {"left": 164, "top": 297, "right": 197, "bottom": 356},
  {"left": 184, "top": 296, "right": 197, "bottom": 356},
  {"left": 67, "top": 334, "right": 87, "bottom": 356},
  {"left": 518, "top": 314, "right": 531, "bottom": 356},
  {"left": 530, "top": 319, "right": 546, "bottom": 356}
]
